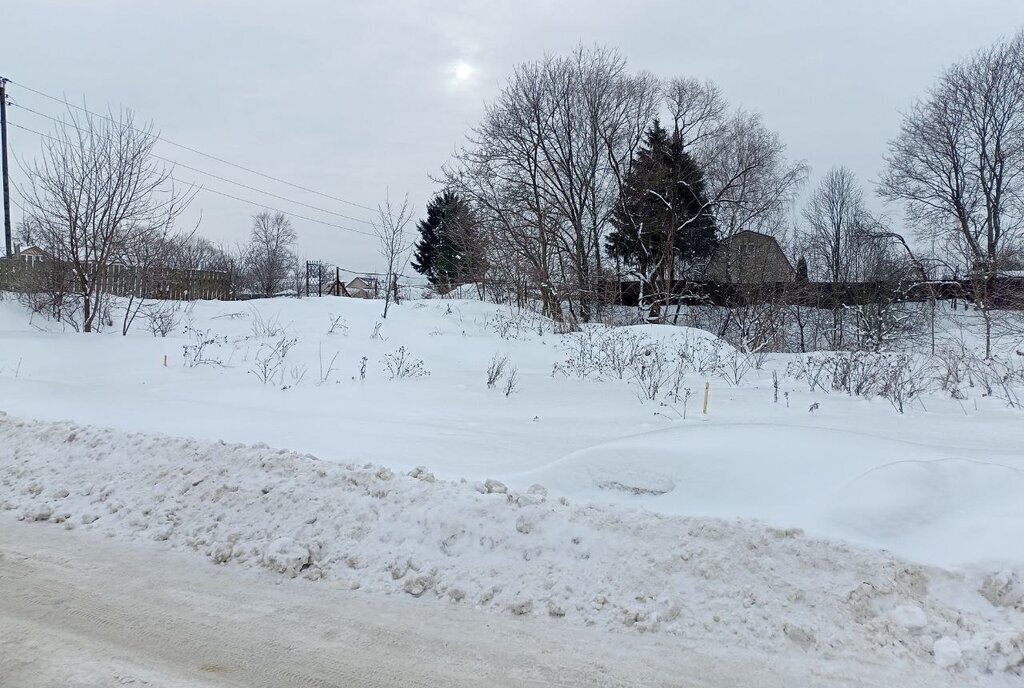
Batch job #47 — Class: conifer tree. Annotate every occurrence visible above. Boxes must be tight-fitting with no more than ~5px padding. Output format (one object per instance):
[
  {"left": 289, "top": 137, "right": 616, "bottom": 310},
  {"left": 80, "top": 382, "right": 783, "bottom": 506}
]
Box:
[
  {"left": 607, "top": 120, "right": 717, "bottom": 314},
  {"left": 412, "top": 190, "right": 476, "bottom": 290},
  {"left": 795, "top": 256, "right": 809, "bottom": 282}
]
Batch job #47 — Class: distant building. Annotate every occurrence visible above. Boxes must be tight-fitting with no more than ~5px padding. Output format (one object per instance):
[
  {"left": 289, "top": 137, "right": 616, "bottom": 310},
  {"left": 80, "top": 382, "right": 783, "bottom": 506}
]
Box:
[
  {"left": 13, "top": 245, "right": 49, "bottom": 266},
  {"left": 706, "top": 231, "right": 794, "bottom": 284},
  {"left": 346, "top": 276, "right": 380, "bottom": 299}
]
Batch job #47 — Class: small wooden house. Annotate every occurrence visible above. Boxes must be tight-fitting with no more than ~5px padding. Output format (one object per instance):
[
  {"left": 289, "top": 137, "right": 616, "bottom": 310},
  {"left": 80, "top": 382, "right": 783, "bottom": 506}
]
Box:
[
  {"left": 14, "top": 245, "right": 49, "bottom": 267},
  {"left": 706, "top": 231, "right": 794, "bottom": 284}
]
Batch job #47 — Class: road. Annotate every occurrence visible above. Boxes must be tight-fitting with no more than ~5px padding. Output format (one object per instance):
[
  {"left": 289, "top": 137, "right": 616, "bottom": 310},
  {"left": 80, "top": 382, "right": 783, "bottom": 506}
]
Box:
[{"left": 0, "top": 519, "right": 952, "bottom": 688}]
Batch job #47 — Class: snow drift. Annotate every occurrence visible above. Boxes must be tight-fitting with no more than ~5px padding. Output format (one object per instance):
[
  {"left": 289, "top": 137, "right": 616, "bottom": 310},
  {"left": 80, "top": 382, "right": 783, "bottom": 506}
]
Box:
[
  {"left": 518, "top": 423, "right": 1024, "bottom": 566},
  {"left": 1, "top": 413, "right": 1021, "bottom": 682}
]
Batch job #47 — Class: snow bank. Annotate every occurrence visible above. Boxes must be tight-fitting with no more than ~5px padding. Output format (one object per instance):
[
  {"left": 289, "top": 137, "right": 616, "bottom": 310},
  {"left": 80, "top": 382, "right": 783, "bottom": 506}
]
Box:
[
  {"left": 518, "top": 424, "right": 1024, "bottom": 566},
  {"left": 1, "top": 414, "right": 1021, "bottom": 682}
]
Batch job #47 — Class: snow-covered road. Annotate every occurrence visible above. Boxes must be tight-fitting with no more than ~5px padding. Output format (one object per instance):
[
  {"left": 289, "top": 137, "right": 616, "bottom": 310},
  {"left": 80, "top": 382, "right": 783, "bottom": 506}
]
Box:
[{"left": 0, "top": 519, "right": 909, "bottom": 688}]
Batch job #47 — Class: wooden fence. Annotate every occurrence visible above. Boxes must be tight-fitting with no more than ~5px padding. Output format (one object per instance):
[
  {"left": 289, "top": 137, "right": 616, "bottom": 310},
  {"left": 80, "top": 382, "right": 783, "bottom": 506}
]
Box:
[
  {"left": 0, "top": 259, "right": 233, "bottom": 301},
  {"left": 5, "top": 257, "right": 1024, "bottom": 310},
  {"left": 613, "top": 277, "right": 1024, "bottom": 310}
]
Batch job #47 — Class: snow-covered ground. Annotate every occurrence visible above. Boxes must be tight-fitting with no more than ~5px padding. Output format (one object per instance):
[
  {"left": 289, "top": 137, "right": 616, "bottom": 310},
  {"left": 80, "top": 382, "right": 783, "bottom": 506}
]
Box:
[{"left": 1, "top": 292, "right": 1023, "bottom": 683}]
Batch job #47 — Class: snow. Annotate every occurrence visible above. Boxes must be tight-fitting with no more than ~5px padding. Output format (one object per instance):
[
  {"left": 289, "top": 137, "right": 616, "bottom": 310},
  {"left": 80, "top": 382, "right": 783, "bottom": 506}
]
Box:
[
  {"left": 5, "top": 520, "right": 965, "bottom": 688},
  {"left": 890, "top": 604, "right": 929, "bottom": 631},
  {"left": 525, "top": 425, "right": 1024, "bottom": 565},
  {"left": 934, "top": 637, "right": 964, "bottom": 669},
  {"left": 2, "top": 413, "right": 1023, "bottom": 682},
  {"left": 2, "top": 295, "right": 1023, "bottom": 571},
  {"left": 2, "top": 291, "right": 1024, "bottom": 682}
]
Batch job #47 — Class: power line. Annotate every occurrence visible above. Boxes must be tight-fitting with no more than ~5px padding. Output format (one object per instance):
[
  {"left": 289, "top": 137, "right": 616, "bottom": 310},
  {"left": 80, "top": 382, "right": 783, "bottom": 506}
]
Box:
[
  {"left": 11, "top": 103, "right": 376, "bottom": 227},
  {"left": 7, "top": 77, "right": 380, "bottom": 213},
  {"left": 333, "top": 266, "right": 421, "bottom": 279},
  {"left": 172, "top": 177, "right": 378, "bottom": 238},
  {"left": 7, "top": 121, "right": 378, "bottom": 238}
]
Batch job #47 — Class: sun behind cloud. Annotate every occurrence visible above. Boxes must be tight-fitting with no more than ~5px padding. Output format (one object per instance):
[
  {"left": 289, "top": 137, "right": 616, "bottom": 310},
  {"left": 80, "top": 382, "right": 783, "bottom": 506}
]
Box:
[{"left": 452, "top": 60, "right": 476, "bottom": 84}]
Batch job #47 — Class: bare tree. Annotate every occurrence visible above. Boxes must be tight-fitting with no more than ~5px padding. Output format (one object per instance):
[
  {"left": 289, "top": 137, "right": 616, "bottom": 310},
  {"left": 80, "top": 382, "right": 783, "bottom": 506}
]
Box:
[
  {"left": 20, "top": 106, "right": 193, "bottom": 332},
  {"left": 245, "top": 212, "right": 297, "bottom": 297},
  {"left": 851, "top": 238, "right": 923, "bottom": 352},
  {"left": 167, "top": 234, "right": 233, "bottom": 272},
  {"left": 802, "top": 167, "right": 882, "bottom": 348},
  {"left": 804, "top": 167, "right": 867, "bottom": 284},
  {"left": 881, "top": 33, "right": 1024, "bottom": 275},
  {"left": 375, "top": 193, "right": 414, "bottom": 319},
  {"left": 664, "top": 77, "right": 728, "bottom": 150},
  {"left": 879, "top": 32, "right": 1024, "bottom": 356},
  {"left": 700, "top": 109, "right": 808, "bottom": 249},
  {"left": 14, "top": 216, "right": 42, "bottom": 249},
  {"left": 118, "top": 230, "right": 176, "bottom": 336},
  {"left": 445, "top": 212, "right": 489, "bottom": 298},
  {"left": 445, "top": 45, "right": 660, "bottom": 322}
]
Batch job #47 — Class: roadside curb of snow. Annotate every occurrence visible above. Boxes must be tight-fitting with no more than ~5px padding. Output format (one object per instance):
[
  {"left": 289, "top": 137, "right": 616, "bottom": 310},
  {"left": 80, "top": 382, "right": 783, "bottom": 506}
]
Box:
[{"left": 1, "top": 412, "right": 1021, "bottom": 682}]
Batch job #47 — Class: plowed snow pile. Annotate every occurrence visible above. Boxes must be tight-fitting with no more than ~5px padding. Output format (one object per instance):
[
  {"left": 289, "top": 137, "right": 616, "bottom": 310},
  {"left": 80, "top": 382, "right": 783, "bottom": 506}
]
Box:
[{"left": 2, "top": 414, "right": 1021, "bottom": 684}]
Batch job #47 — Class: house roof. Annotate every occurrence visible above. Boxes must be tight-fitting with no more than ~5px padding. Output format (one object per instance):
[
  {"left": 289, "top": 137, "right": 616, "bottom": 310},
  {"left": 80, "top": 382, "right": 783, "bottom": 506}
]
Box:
[
  {"left": 708, "top": 230, "right": 794, "bottom": 277},
  {"left": 721, "top": 230, "right": 778, "bottom": 243}
]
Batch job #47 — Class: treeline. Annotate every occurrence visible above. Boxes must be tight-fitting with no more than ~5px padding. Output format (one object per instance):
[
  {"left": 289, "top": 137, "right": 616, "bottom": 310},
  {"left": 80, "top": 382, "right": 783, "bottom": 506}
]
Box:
[
  {"left": 411, "top": 36, "right": 1024, "bottom": 354},
  {"left": 412, "top": 46, "right": 805, "bottom": 322}
]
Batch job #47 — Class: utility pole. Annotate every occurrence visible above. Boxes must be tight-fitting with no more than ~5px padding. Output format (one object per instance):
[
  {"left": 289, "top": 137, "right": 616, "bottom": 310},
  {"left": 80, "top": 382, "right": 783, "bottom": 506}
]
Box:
[{"left": 0, "top": 77, "right": 12, "bottom": 258}]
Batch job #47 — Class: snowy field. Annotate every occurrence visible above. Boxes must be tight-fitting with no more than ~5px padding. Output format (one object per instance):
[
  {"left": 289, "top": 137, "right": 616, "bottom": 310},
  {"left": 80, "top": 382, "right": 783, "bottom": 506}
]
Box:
[{"left": 2, "top": 292, "right": 1024, "bottom": 683}]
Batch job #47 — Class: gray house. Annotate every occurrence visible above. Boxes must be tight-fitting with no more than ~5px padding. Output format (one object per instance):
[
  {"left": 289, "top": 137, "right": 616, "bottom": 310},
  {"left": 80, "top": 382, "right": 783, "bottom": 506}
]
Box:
[
  {"left": 346, "top": 276, "right": 380, "bottom": 299},
  {"left": 706, "top": 230, "right": 794, "bottom": 284}
]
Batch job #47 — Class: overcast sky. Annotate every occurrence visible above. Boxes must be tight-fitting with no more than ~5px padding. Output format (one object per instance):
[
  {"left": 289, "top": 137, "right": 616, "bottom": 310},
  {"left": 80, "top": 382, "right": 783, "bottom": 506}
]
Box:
[{"left": 5, "top": 0, "right": 1024, "bottom": 273}]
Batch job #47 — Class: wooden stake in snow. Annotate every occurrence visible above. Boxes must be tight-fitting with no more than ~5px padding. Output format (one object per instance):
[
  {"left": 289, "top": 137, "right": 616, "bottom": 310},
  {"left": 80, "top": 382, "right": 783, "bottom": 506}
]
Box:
[
  {"left": 702, "top": 382, "right": 710, "bottom": 415},
  {"left": 163, "top": 355, "right": 167, "bottom": 368}
]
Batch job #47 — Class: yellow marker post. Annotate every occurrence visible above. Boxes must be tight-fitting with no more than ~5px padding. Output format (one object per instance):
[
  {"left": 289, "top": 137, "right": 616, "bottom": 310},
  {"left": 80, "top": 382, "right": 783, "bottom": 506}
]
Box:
[{"left": 702, "top": 382, "right": 710, "bottom": 415}]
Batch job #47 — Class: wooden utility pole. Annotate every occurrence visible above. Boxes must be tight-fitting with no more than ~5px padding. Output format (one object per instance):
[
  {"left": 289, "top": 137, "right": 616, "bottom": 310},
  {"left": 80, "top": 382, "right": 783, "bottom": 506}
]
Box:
[{"left": 0, "top": 77, "right": 12, "bottom": 258}]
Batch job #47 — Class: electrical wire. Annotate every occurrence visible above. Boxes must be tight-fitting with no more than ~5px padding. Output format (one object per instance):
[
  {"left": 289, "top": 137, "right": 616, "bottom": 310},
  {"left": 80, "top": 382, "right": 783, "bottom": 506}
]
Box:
[
  {"left": 7, "top": 121, "right": 378, "bottom": 238},
  {"left": 11, "top": 104, "right": 376, "bottom": 226},
  {"left": 7, "top": 78, "right": 379, "bottom": 213}
]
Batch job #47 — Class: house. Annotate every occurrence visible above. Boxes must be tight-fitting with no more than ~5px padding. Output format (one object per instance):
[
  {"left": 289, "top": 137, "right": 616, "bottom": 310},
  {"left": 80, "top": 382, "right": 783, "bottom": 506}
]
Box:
[
  {"left": 13, "top": 245, "right": 49, "bottom": 266},
  {"left": 346, "top": 276, "right": 380, "bottom": 299},
  {"left": 705, "top": 231, "right": 794, "bottom": 284}
]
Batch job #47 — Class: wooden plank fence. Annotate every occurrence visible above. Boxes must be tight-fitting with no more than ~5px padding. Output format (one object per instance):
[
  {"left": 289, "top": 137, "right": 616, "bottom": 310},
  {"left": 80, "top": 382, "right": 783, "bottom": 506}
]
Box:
[
  {"left": 5, "top": 256, "right": 1024, "bottom": 310},
  {"left": 613, "top": 277, "right": 1024, "bottom": 310},
  {"left": 0, "top": 259, "right": 233, "bottom": 301}
]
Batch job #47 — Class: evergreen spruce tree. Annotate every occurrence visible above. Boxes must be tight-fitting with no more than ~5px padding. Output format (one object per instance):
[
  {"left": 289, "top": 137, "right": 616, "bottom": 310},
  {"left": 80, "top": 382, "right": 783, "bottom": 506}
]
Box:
[
  {"left": 795, "top": 256, "right": 809, "bottom": 282},
  {"left": 412, "top": 190, "right": 476, "bottom": 290},
  {"left": 606, "top": 121, "right": 717, "bottom": 312}
]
